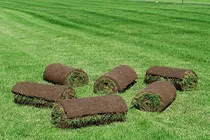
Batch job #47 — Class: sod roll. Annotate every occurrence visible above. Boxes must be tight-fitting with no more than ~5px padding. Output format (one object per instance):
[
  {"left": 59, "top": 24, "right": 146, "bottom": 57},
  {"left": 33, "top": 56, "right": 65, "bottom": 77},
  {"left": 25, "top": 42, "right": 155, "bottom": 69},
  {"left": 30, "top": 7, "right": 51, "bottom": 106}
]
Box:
[
  {"left": 93, "top": 65, "right": 138, "bottom": 94},
  {"left": 12, "top": 82, "right": 75, "bottom": 107},
  {"left": 144, "top": 66, "right": 198, "bottom": 91},
  {"left": 131, "top": 81, "right": 176, "bottom": 112},
  {"left": 51, "top": 95, "right": 128, "bottom": 128},
  {"left": 43, "top": 63, "right": 88, "bottom": 87}
]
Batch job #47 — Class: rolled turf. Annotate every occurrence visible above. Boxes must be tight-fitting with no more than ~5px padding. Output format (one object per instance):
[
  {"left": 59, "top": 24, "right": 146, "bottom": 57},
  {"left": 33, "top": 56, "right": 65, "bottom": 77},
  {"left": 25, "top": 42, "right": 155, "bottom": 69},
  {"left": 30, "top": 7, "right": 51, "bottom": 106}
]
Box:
[
  {"left": 43, "top": 63, "right": 88, "bottom": 87},
  {"left": 131, "top": 81, "right": 176, "bottom": 112},
  {"left": 93, "top": 65, "right": 138, "bottom": 94},
  {"left": 144, "top": 66, "right": 198, "bottom": 91},
  {"left": 51, "top": 95, "right": 128, "bottom": 128},
  {"left": 11, "top": 82, "right": 75, "bottom": 107}
]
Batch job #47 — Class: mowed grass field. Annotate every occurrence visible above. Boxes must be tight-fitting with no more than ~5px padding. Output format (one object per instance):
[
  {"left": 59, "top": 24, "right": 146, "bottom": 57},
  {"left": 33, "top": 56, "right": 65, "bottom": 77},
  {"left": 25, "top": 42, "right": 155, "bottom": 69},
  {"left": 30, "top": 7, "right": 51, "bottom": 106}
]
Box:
[
  {"left": 0, "top": 0, "right": 210, "bottom": 139},
  {"left": 139, "top": 0, "right": 210, "bottom": 4}
]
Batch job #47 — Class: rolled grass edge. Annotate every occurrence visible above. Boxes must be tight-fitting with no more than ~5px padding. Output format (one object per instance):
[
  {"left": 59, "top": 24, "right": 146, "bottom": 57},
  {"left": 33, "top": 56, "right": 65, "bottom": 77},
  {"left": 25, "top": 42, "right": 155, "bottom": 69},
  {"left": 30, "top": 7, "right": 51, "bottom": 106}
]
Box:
[
  {"left": 13, "top": 88, "right": 75, "bottom": 108},
  {"left": 13, "top": 93, "right": 55, "bottom": 108},
  {"left": 144, "top": 72, "right": 198, "bottom": 90},
  {"left": 131, "top": 92, "right": 161, "bottom": 112},
  {"left": 93, "top": 76, "right": 118, "bottom": 94},
  {"left": 66, "top": 69, "right": 89, "bottom": 87},
  {"left": 51, "top": 104, "right": 127, "bottom": 128}
]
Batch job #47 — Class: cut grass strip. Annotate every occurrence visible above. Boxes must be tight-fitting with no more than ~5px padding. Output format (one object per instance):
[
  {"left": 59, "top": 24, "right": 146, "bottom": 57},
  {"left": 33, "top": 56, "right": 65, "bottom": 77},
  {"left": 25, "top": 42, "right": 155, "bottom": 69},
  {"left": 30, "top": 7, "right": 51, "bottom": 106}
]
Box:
[
  {"left": 93, "top": 77, "right": 118, "bottom": 94},
  {"left": 66, "top": 70, "right": 88, "bottom": 87},
  {"left": 144, "top": 66, "right": 198, "bottom": 91},
  {"left": 43, "top": 63, "right": 88, "bottom": 87},
  {"left": 131, "top": 81, "right": 176, "bottom": 112},
  {"left": 14, "top": 93, "right": 55, "bottom": 108},
  {"left": 12, "top": 82, "right": 75, "bottom": 108},
  {"left": 51, "top": 104, "right": 127, "bottom": 128},
  {"left": 94, "top": 65, "right": 137, "bottom": 94},
  {"left": 131, "top": 93, "right": 161, "bottom": 112},
  {"left": 51, "top": 95, "right": 128, "bottom": 128}
]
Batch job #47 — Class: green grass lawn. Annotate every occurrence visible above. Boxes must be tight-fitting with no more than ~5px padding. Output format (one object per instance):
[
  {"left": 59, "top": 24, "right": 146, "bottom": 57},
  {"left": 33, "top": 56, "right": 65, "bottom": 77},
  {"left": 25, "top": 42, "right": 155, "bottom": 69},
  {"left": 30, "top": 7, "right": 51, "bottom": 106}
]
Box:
[
  {"left": 0, "top": 0, "right": 210, "bottom": 139},
  {"left": 138, "top": 0, "right": 210, "bottom": 4}
]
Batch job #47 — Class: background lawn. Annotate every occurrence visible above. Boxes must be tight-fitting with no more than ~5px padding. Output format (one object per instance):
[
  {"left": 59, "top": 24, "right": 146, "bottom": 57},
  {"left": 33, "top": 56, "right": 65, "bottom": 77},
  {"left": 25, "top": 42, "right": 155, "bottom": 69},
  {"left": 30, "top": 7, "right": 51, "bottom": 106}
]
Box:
[
  {"left": 137, "top": 0, "right": 210, "bottom": 4},
  {"left": 0, "top": 0, "right": 210, "bottom": 139}
]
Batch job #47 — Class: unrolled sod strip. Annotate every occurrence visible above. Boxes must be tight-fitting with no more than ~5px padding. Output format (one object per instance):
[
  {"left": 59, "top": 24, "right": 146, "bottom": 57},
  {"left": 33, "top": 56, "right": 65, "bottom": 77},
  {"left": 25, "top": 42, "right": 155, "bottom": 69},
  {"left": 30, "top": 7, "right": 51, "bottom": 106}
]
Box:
[
  {"left": 131, "top": 81, "right": 176, "bottom": 112},
  {"left": 11, "top": 82, "right": 75, "bottom": 107},
  {"left": 43, "top": 63, "right": 88, "bottom": 87},
  {"left": 144, "top": 66, "right": 198, "bottom": 91},
  {"left": 51, "top": 95, "right": 128, "bottom": 128},
  {"left": 93, "top": 65, "right": 138, "bottom": 94}
]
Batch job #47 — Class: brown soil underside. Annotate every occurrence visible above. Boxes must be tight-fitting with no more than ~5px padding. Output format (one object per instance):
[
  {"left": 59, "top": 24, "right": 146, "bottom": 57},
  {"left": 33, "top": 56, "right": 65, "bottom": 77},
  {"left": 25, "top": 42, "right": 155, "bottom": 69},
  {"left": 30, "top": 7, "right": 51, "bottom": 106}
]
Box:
[
  {"left": 43, "top": 63, "right": 88, "bottom": 85},
  {"left": 133, "top": 81, "right": 177, "bottom": 112},
  {"left": 11, "top": 82, "right": 74, "bottom": 101},
  {"left": 94, "top": 65, "right": 138, "bottom": 92},
  {"left": 59, "top": 95, "right": 128, "bottom": 119},
  {"left": 146, "top": 66, "right": 197, "bottom": 79}
]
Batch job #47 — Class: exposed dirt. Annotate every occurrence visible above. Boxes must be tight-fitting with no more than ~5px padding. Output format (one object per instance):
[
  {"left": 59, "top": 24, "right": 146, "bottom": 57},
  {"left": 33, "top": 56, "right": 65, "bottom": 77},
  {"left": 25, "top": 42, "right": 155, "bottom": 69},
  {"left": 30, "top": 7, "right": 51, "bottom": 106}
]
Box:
[
  {"left": 43, "top": 63, "right": 88, "bottom": 86},
  {"left": 94, "top": 65, "right": 138, "bottom": 93},
  {"left": 146, "top": 66, "right": 197, "bottom": 79},
  {"left": 132, "top": 81, "right": 177, "bottom": 112},
  {"left": 144, "top": 66, "right": 198, "bottom": 90},
  {"left": 59, "top": 95, "right": 128, "bottom": 119},
  {"left": 52, "top": 102, "right": 126, "bottom": 128},
  {"left": 11, "top": 82, "right": 75, "bottom": 101}
]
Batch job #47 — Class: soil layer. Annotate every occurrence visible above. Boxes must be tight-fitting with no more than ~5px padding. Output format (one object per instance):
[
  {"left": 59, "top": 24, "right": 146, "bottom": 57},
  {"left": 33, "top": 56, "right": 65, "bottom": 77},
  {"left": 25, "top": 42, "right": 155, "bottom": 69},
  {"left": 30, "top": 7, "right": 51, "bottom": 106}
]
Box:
[
  {"left": 144, "top": 66, "right": 198, "bottom": 90},
  {"left": 12, "top": 82, "right": 75, "bottom": 107},
  {"left": 131, "top": 81, "right": 176, "bottom": 112},
  {"left": 43, "top": 63, "right": 88, "bottom": 87},
  {"left": 94, "top": 65, "right": 137, "bottom": 94},
  {"left": 51, "top": 95, "right": 128, "bottom": 128}
]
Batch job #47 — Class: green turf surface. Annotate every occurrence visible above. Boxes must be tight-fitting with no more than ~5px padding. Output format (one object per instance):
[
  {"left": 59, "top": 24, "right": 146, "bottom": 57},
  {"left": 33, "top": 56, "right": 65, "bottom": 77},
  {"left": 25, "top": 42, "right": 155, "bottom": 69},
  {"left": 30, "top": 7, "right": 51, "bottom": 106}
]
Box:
[
  {"left": 137, "top": 0, "right": 210, "bottom": 4},
  {"left": 0, "top": 0, "right": 210, "bottom": 139}
]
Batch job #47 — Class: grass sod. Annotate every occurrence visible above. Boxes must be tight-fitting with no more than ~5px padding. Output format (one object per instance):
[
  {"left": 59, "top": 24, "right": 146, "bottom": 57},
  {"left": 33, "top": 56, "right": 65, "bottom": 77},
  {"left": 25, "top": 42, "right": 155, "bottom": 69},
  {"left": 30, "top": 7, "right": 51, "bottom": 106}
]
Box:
[
  {"left": 181, "top": 72, "right": 198, "bottom": 90},
  {"left": 144, "top": 72, "right": 198, "bottom": 91},
  {"left": 60, "top": 88, "right": 76, "bottom": 100},
  {"left": 51, "top": 104, "right": 126, "bottom": 128},
  {"left": 66, "top": 70, "right": 88, "bottom": 87},
  {"left": 131, "top": 93, "right": 161, "bottom": 112},
  {"left": 13, "top": 89, "right": 75, "bottom": 108},
  {"left": 1, "top": 0, "right": 210, "bottom": 139},
  {"left": 94, "top": 77, "right": 118, "bottom": 94},
  {"left": 13, "top": 93, "right": 55, "bottom": 108},
  {"left": 51, "top": 104, "right": 65, "bottom": 127}
]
